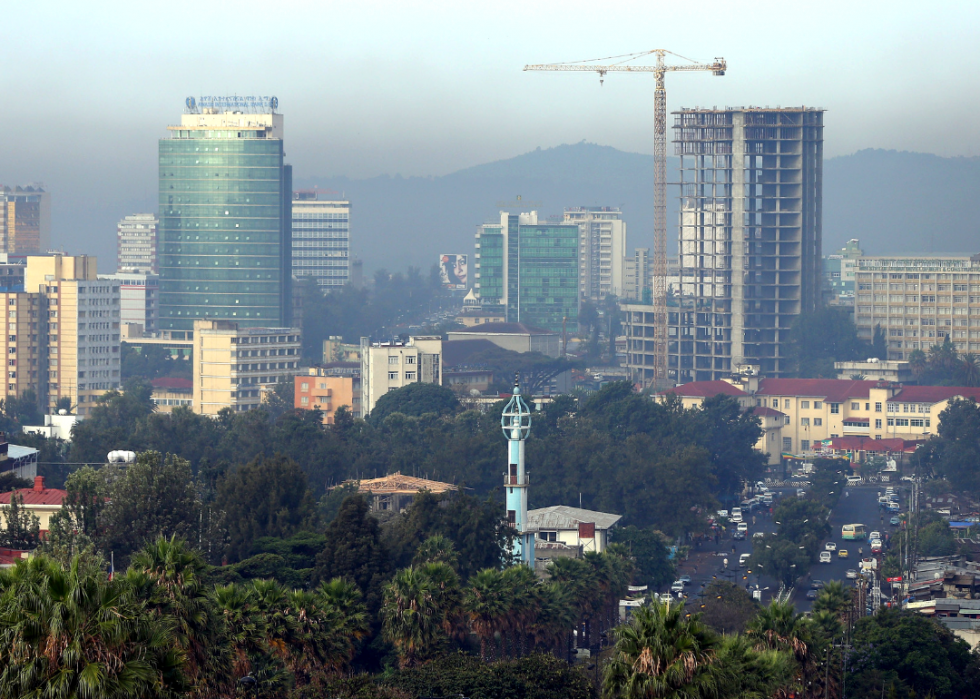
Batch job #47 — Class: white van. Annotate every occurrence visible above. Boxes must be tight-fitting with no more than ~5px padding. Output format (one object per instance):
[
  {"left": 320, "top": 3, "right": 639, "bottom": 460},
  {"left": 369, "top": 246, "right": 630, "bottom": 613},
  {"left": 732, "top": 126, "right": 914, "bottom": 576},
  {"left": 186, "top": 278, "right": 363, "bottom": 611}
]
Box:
[
  {"left": 739, "top": 553, "right": 751, "bottom": 567},
  {"left": 731, "top": 507, "right": 742, "bottom": 519},
  {"left": 737, "top": 522, "right": 748, "bottom": 534}
]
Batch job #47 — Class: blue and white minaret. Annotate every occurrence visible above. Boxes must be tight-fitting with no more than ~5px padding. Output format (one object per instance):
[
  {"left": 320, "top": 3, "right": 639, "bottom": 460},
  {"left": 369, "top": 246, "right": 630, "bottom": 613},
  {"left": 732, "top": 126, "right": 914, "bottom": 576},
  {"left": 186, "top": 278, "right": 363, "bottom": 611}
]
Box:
[{"left": 501, "top": 375, "right": 534, "bottom": 565}]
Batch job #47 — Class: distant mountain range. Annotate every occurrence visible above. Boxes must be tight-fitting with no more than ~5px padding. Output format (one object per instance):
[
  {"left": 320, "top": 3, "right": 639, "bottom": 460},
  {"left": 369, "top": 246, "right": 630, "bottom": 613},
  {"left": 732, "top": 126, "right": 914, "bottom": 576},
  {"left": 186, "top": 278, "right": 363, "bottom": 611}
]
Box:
[{"left": 297, "top": 143, "right": 980, "bottom": 274}]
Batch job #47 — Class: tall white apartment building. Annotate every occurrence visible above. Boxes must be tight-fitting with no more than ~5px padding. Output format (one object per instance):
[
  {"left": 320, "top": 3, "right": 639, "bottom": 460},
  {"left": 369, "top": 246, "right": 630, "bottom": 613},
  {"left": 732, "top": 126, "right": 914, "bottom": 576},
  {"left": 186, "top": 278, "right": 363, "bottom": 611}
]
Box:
[
  {"left": 99, "top": 273, "right": 159, "bottom": 333},
  {"left": 359, "top": 336, "right": 442, "bottom": 416},
  {"left": 116, "top": 214, "right": 158, "bottom": 274},
  {"left": 292, "top": 193, "right": 350, "bottom": 289},
  {"left": 853, "top": 254, "right": 980, "bottom": 359},
  {"left": 562, "top": 207, "right": 626, "bottom": 301}
]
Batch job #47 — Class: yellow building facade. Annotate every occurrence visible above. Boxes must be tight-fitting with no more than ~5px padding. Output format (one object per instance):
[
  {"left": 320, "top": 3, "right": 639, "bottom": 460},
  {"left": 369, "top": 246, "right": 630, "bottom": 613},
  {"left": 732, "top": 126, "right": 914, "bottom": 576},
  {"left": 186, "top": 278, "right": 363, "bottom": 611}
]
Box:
[{"left": 192, "top": 320, "right": 301, "bottom": 416}]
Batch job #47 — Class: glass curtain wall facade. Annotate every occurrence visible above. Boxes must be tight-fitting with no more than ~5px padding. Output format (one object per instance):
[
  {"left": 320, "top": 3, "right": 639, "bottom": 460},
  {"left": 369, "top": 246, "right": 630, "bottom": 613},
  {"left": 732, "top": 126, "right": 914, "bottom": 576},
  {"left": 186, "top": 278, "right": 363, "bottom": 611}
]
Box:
[
  {"left": 517, "top": 224, "right": 579, "bottom": 331},
  {"left": 159, "top": 120, "right": 291, "bottom": 332},
  {"left": 473, "top": 212, "right": 578, "bottom": 332}
]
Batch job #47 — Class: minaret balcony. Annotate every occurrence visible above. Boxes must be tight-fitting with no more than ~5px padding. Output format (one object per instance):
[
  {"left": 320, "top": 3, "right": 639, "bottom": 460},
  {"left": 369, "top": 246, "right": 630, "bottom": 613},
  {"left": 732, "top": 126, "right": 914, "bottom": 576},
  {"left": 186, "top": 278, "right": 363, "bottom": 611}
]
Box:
[{"left": 504, "top": 473, "right": 529, "bottom": 486}]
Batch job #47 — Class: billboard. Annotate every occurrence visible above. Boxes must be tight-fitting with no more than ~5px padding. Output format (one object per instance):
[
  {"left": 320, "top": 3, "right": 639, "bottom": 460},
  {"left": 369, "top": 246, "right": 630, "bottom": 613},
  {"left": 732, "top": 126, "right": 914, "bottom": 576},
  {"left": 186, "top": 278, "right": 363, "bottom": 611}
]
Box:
[{"left": 439, "top": 254, "right": 468, "bottom": 289}]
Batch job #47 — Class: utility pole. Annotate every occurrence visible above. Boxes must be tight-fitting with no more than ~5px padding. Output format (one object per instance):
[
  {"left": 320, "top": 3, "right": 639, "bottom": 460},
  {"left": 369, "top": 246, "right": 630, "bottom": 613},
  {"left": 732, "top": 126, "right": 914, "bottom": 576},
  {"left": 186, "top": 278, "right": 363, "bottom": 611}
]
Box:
[{"left": 525, "top": 51, "right": 725, "bottom": 388}]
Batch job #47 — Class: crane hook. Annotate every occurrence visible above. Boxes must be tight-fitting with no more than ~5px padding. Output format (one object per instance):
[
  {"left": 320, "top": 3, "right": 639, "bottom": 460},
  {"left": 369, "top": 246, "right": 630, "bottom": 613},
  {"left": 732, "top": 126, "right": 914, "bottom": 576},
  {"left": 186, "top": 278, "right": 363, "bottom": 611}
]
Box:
[{"left": 599, "top": 70, "right": 606, "bottom": 87}]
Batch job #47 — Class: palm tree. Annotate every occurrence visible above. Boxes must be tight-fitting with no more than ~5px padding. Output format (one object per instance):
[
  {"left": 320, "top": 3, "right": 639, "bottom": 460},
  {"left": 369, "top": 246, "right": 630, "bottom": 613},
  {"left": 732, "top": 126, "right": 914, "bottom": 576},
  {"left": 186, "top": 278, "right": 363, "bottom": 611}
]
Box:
[
  {"left": 129, "top": 535, "right": 230, "bottom": 699},
  {"left": 317, "top": 577, "right": 370, "bottom": 667},
  {"left": 420, "top": 561, "right": 466, "bottom": 643},
  {"left": 908, "top": 349, "right": 928, "bottom": 381},
  {"left": 0, "top": 553, "right": 186, "bottom": 699},
  {"left": 811, "top": 581, "right": 850, "bottom": 618},
  {"left": 714, "top": 634, "right": 796, "bottom": 699},
  {"left": 413, "top": 534, "right": 459, "bottom": 569},
  {"left": 381, "top": 566, "right": 440, "bottom": 668},
  {"left": 501, "top": 563, "right": 540, "bottom": 657},
  {"left": 465, "top": 568, "right": 510, "bottom": 660},
  {"left": 959, "top": 353, "right": 980, "bottom": 387},
  {"left": 747, "top": 597, "right": 813, "bottom": 695},
  {"left": 603, "top": 600, "right": 721, "bottom": 699},
  {"left": 211, "top": 583, "right": 267, "bottom": 682}
]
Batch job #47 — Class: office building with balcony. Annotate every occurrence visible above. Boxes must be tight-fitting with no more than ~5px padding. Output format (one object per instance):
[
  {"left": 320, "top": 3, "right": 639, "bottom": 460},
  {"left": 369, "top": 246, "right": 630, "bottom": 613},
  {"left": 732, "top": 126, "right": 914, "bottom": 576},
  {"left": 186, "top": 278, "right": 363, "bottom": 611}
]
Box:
[
  {"left": 562, "top": 207, "right": 627, "bottom": 301},
  {"left": 159, "top": 98, "right": 292, "bottom": 334},
  {"left": 853, "top": 253, "right": 980, "bottom": 359}
]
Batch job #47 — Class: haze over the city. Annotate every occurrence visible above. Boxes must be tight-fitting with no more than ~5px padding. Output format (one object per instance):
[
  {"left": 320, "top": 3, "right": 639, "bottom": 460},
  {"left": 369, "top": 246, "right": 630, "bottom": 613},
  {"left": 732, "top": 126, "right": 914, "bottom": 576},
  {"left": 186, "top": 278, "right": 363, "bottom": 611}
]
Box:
[{"left": 3, "top": 0, "right": 980, "bottom": 267}]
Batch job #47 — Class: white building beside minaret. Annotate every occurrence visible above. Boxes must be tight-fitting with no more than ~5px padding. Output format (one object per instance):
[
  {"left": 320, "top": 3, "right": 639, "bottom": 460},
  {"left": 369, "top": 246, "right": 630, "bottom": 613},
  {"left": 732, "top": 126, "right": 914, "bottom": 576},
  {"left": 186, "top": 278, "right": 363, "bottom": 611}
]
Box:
[{"left": 501, "top": 377, "right": 534, "bottom": 565}]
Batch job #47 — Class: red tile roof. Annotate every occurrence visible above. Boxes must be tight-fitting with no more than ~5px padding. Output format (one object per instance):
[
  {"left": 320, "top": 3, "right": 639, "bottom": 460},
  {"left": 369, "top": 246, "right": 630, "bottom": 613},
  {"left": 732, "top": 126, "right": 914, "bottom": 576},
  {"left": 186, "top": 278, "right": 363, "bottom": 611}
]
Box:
[
  {"left": 757, "top": 378, "right": 879, "bottom": 403},
  {"left": 888, "top": 386, "right": 980, "bottom": 404},
  {"left": 753, "top": 406, "right": 786, "bottom": 418},
  {"left": 0, "top": 476, "right": 66, "bottom": 506},
  {"left": 828, "top": 437, "right": 923, "bottom": 453},
  {"left": 662, "top": 380, "right": 749, "bottom": 398}
]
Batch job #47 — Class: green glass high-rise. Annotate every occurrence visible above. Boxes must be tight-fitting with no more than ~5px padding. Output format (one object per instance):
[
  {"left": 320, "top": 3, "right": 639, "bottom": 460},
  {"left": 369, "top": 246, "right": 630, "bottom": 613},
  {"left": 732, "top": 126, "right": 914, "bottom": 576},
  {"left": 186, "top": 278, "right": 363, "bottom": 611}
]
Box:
[
  {"left": 474, "top": 212, "right": 578, "bottom": 332},
  {"left": 159, "top": 97, "right": 292, "bottom": 333}
]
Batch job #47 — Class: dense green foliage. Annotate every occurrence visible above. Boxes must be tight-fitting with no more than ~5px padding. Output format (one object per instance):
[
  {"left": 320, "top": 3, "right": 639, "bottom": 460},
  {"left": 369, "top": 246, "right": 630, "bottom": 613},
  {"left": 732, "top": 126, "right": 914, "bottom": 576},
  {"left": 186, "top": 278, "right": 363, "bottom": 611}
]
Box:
[
  {"left": 56, "top": 382, "right": 764, "bottom": 534},
  {"left": 786, "top": 307, "right": 879, "bottom": 378},
  {"left": 121, "top": 342, "right": 191, "bottom": 381},
  {"left": 847, "top": 608, "right": 980, "bottom": 699},
  {"left": 608, "top": 525, "right": 675, "bottom": 591},
  {"left": 369, "top": 382, "right": 461, "bottom": 423},
  {"left": 908, "top": 338, "right": 980, "bottom": 386},
  {"left": 920, "top": 398, "right": 980, "bottom": 493},
  {"left": 697, "top": 581, "right": 759, "bottom": 636},
  {"left": 298, "top": 268, "right": 445, "bottom": 361}
]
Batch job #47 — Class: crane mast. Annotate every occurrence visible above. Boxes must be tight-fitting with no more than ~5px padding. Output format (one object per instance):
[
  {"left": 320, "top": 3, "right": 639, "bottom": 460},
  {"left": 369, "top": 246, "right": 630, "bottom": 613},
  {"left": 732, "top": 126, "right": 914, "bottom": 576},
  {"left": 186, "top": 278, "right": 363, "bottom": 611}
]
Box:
[{"left": 525, "top": 50, "right": 726, "bottom": 388}]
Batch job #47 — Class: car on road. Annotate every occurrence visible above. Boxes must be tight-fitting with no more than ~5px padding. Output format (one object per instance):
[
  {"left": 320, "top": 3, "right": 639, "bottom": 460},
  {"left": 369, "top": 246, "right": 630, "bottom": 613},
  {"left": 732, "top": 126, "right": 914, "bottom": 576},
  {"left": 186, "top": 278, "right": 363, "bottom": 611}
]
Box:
[
  {"left": 810, "top": 579, "right": 825, "bottom": 589},
  {"left": 819, "top": 551, "right": 832, "bottom": 563},
  {"left": 739, "top": 553, "right": 751, "bottom": 567},
  {"left": 806, "top": 589, "right": 818, "bottom": 600},
  {"left": 753, "top": 531, "right": 765, "bottom": 540},
  {"left": 679, "top": 575, "right": 692, "bottom": 586},
  {"left": 671, "top": 580, "right": 685, "bottom": 593},
  {"left": 731, "top": 507, "right": 742, "bottom": 519},
  {"left": 731, "top": 512, "right": 743, "bottom": 523},
  {"left": 737, "top": 522, "right": 748, "bottom": 534},
  {"left": 733, "top": 531, "right": 746, "bottom": 541},
  {"left": 825, "top": 542, "right": 837, "bottom": 551},
  {"left": 846, "top": 569, "right": 858, "bottom": 579},
  {"left": 870, "top": 539, "right": 883, "bottom": 553},
  {"left": 890, "top": 516, "right": 901, "bottom": 526},
  {"left": 717, "top": 510, "right": 729, "bottom": 519},
  {"left": 797, "top": 489, "right": 806, "bottom": 498},
  {"left": 869, "top": 531, "right": 881, "bottom": 541},
  {"left": 901, "top": 476, "right": 915, "bottom": 482},
  {"left": 839, "top": 549, "right": 849, "bottom": 558}
]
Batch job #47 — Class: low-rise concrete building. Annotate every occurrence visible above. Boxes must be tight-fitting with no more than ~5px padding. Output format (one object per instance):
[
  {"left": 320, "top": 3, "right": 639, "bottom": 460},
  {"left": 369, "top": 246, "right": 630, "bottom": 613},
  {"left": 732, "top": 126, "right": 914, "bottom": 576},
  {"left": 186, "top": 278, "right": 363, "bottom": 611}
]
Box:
[
  {"left": 192, "top": 320, "right": 301, "bottom": 416},
  {"left": 447, "top": 322, "right": 560, "bottom": 358},
  {"left": 0, "top": 476, "right": 66, "bottom": 532},
  {"left": 359, "top": 336, "right": 442, "bottom": 416},
  {"left": 22, "top": 413, "right": 78, "bottom": 441},
  {"left": 835, "top": 359, "right": 912, "bottom": 383},
  {"left": 527, "top": 505, "right": 622, "bottom": 555},
  {"left": 295, "top": 364, "right": 361, "bottom": 423},
  {"left": 151, "top": 377, "right": 193, "bottom": 413}
]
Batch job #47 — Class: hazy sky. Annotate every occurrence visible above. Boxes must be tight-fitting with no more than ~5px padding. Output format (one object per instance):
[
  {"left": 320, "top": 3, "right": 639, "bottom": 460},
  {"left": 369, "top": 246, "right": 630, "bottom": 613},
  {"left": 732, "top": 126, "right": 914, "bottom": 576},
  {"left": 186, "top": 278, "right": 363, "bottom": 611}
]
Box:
[{"left": 3, "top": 0, "right": 980, "bottom": 266}]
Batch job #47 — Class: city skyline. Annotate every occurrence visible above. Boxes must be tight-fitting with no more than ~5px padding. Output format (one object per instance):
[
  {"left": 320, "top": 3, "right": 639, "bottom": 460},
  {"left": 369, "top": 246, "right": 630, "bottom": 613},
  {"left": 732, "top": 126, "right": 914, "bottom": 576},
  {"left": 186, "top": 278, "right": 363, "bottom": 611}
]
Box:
[{"left": 3, "top": 1, "right": 979, "bottom": 270}]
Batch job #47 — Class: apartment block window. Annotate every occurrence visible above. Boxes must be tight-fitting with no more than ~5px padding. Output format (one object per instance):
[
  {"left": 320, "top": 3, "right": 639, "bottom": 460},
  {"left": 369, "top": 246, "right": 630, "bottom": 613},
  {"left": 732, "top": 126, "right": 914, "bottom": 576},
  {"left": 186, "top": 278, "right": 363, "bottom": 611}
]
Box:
[
  {"left": 910, "top": 419, "right": 924, "bottom": 427},
  {"left": 801, "top": 401, "right": 810, "bottom": 409},
  {"left": 300, "top": 396, "right": 309, "bottom": 405},
  {"left": 782, "top": 437, "right": 792, "bottom": 451},
  {"left": 815, "top": 401, "right": 823, "bottom": 410},
  {"left": 814, "top": 418, "right": 823, "bottom": 426},
  {"left": 785, "top": 399, "right": 790, "bottom": 408},
  {"left": 300, "top": 382, "right": 309, "bottom": 391},
  {"left": 866, "top": 403, "right": 870, "bottom": 410},
  {"left": 388, "top": 372, "right": 398, "bottom": 380},
  {"left": 875, "top": 402, "right": 882, "bottom": 412},
  {"left": 801, "top": 440, "right": 810, "bottom": 451},
  {"left": 772, "top": 399, "right": 778, "bottom": 408},
  {"left": 784, "top": 416, "right": 791, "bottom": 425},
  {"left": 801, "top": 417, "right": 810, "bottom": 426},
  {"left": 875, "top": 419, "right": 882, "bottom": 429},
  {"left": 405, "top": 372, "right": 416, "bottom": 380},
  {"left": 875, "top": 435, "right": 882, "bottom": 440},
  {"left": 851, "top": 402, "right": 859, "bottom": 410},
  {"left": 405, "top": 356, "right": 416, "bottom": 365},
  {"left": 388, "top": 356, "right": 399, "bottom": 365}
]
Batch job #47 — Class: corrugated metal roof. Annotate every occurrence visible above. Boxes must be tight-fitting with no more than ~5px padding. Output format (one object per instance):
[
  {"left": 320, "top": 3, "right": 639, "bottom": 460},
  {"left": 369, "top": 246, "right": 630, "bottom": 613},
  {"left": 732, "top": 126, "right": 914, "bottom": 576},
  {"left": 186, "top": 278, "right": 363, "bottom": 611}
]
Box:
[
  {"left": 527, "top": 505, "right": 622, "bottom": 531},
  {"left": 344, "top": 472, "right": 457, "bottom": 496}
]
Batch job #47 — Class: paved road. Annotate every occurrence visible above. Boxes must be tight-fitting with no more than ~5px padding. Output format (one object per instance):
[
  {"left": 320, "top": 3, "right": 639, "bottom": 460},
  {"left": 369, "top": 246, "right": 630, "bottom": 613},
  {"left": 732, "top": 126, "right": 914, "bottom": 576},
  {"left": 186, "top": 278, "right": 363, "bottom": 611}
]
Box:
[{"left": 674, "top": 484, "right": 899, "bottom": 612}]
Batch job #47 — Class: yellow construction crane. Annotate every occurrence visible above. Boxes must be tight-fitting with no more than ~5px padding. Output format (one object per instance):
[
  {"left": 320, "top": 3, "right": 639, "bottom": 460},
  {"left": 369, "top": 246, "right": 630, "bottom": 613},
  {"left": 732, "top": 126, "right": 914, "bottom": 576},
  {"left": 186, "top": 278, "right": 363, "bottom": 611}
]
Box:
[{"left": 524, "top": 50, "right": 726, "bottom": 388}]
